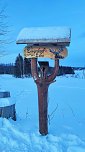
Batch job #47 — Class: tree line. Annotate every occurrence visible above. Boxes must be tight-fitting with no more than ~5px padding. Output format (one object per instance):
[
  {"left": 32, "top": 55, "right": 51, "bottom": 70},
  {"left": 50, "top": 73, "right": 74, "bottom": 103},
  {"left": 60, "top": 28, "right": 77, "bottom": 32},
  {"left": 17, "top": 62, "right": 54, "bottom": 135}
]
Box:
[
  {"left": 0, "top": 54, "right": 31, "bottom": 77},
  {"left": 0, "top": 54, "right": 75, "bottom": 78},
  {"left": 14, "top": 54, "right": 31, "bottom": 78}
]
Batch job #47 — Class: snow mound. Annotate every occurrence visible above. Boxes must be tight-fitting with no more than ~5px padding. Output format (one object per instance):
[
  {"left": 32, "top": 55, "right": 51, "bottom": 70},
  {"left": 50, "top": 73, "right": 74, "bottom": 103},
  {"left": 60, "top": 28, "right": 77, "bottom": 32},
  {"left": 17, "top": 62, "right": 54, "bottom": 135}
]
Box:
[{"left": 0, "top": 118, "right": 85, "bottom": 152}]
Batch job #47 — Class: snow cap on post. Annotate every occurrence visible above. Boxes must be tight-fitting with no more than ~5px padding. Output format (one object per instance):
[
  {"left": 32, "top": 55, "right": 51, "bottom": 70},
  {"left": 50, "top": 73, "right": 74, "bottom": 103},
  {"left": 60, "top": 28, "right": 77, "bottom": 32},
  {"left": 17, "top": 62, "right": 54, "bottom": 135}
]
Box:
[{"left": 16, "top": 26, "right": 71, "bottom": 46}]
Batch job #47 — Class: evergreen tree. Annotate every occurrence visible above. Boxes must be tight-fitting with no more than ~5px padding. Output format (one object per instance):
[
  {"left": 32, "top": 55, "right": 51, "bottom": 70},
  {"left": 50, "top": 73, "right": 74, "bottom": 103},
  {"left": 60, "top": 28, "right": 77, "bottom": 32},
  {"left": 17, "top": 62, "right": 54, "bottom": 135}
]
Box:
[
  {"left": 14, "top": 54, "right": 23, "bottom": 78},
  {"left": 24, "top": 58, "right": 31, "bottom": 77}
]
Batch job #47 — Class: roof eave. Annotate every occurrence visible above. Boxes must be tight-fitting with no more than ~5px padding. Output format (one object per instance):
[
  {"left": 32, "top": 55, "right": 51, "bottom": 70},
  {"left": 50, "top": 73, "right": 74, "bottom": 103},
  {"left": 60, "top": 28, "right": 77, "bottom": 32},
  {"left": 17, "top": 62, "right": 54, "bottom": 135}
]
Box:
[{"left": 16, "top": 38, "right": 70, "bottom": 46}]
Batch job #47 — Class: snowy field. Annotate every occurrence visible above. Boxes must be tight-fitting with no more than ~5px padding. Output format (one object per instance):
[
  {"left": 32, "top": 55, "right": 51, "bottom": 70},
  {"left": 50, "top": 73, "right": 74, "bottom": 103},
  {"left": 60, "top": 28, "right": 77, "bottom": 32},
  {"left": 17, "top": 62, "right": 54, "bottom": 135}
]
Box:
[{"left": 0, "top": 71, "right": 85, "bottom": 152}]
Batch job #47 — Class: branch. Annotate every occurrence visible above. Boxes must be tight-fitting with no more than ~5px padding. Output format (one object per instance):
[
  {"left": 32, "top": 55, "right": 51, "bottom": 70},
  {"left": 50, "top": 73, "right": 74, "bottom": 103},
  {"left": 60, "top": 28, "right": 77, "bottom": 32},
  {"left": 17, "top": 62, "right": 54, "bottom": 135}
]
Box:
[
  {"left": 31, "top": 58, "right": 39, "bottom": 81},
  {"left": 0, "top": 5, "right": 10, "bottom": 47},
  {"left": 48, "top": 104, "right": 58, "bottom": 125},
  {"left": 47, "top": 58, "right": 59, "bottom": 82}
]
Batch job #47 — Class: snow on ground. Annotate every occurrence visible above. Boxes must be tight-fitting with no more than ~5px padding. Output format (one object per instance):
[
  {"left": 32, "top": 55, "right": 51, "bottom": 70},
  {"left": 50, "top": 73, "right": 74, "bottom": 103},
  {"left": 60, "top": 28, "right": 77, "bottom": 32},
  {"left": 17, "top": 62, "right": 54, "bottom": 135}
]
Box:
[{"left": 0, "top": 72, "right": 85, "bottom": 152}]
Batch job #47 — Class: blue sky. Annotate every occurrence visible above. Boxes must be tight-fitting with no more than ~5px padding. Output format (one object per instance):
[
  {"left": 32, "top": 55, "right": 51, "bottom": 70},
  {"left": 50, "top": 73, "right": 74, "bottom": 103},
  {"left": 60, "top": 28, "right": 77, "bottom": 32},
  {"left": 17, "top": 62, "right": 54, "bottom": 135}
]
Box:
[{"left": 1, "top": 0, "right": 85, "bottom": 66}]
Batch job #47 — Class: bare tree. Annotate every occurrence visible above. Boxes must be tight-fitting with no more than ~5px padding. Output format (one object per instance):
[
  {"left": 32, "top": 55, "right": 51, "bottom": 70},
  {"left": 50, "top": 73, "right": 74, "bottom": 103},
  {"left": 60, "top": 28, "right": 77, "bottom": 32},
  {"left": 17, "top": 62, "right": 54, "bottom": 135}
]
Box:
[
  {"left": 0, "top": 7, "right": 8, "bottom": 42},
  {"left": 0, "top": 3, "right": 9, "bottom": 57}
]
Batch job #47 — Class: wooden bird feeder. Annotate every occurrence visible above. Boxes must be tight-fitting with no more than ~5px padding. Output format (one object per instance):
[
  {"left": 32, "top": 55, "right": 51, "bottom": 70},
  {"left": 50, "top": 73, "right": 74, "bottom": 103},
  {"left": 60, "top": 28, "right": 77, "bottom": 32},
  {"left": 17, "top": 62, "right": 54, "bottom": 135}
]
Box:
[{"left": 16, "top": 26, "right": 71, "bottom": 135}]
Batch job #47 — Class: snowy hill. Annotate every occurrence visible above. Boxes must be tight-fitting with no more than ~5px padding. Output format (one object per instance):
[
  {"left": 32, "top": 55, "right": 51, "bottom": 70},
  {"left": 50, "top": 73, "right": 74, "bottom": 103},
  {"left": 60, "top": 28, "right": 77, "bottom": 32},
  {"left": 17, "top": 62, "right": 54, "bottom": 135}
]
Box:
[{"left": 0, "top": 73, "right": 85, "bottom": 151}]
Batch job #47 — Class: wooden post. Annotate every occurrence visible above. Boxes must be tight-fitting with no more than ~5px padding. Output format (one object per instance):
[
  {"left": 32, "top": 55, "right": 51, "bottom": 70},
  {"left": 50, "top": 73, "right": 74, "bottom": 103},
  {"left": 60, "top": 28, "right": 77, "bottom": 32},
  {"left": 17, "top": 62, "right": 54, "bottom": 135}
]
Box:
[
  {"left": 37, "top": 82, "right": 48, "bottom": 135},
  {"left": 31, "top": 58, "right": 59, "bottom": 135}
]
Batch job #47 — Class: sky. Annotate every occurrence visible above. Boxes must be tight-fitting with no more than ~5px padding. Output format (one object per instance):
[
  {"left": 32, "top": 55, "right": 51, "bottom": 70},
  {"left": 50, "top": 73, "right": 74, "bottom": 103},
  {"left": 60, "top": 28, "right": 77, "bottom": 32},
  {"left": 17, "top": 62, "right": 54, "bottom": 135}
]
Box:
[{"left": 1, "top": 0, "right": 85, "bottom": 67}]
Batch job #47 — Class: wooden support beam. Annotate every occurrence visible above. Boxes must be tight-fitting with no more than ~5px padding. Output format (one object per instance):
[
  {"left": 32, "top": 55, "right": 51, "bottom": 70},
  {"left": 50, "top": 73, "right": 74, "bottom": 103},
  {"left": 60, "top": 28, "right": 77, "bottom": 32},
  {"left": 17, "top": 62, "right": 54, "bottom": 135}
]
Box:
[{"left": 31, "top": 58, "right": 59, "bottom": 135}]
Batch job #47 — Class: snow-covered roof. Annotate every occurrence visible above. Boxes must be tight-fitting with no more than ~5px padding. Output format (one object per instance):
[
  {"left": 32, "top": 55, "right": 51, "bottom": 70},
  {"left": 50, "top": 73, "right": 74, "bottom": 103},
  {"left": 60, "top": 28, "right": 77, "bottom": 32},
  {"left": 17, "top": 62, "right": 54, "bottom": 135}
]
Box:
[
  {"left": 16, "top": 27, "right": 71, "bottom": 46},
  {"left": 0, "top": 98, "right": 14, "bottom": 107},
  {"left": 0, "top": 91, "right": 15, "bottom": 107}
]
